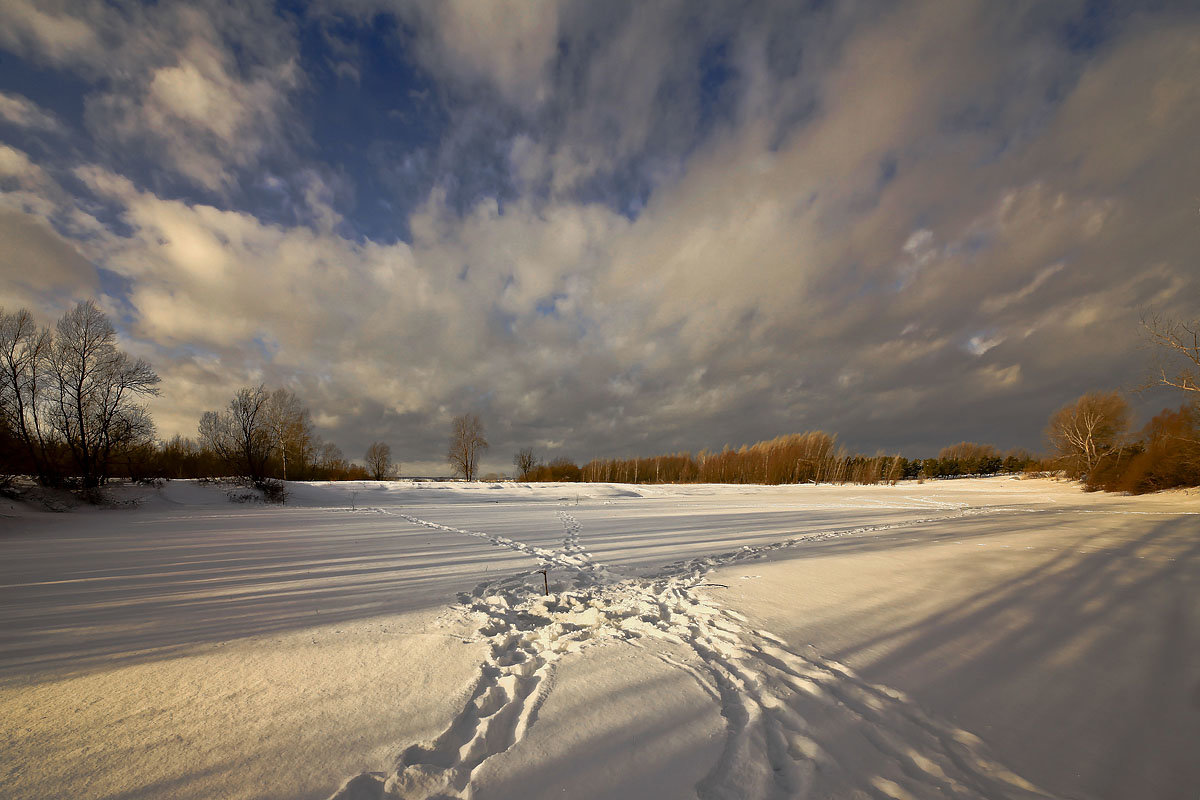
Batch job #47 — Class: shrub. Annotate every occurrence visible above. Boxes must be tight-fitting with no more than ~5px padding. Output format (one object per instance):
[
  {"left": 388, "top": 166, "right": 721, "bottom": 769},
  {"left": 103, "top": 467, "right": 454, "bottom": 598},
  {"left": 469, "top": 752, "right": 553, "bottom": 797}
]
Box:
[
  {"left": 254, "top": 477, "right": 289, "bottom": 504},
  {"left": 1086, "top": 405, "right": 1200, "bottom": 494}
]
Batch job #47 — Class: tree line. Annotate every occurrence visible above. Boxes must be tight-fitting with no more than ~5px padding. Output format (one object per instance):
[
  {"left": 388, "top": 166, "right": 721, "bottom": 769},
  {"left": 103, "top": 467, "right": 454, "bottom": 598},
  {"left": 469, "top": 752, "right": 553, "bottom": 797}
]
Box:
[
  {"left": 6, "top": 300, "right": 1199, "bottom": 497},
  {"left": 193, "top": 384, "right": 394, "bottom": 484},
  {"left": 1, "top": 302, "right": 397, "bottom": 495},
  {"left": 507, "top": 314, "right": 1199, "bottom": 494},
  {"left": 511, "top": 433, "right": 1037, "bottom": 486}
]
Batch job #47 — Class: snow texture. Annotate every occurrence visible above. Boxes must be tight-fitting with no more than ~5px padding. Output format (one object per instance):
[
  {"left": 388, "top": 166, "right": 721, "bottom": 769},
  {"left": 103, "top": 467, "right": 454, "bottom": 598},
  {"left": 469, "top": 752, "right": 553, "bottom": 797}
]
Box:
[
  {"left": 327, "top": 501, "right": 1064, "bottom": 800},
  {"left": 2, "top": 478, "right": 1197, "bottom": 800}
]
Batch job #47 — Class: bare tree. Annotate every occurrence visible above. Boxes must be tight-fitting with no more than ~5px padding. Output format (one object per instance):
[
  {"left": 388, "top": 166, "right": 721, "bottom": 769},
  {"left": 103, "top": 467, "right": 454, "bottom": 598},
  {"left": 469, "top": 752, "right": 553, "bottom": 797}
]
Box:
[
  {"left": 447, "top": 413, "right": 488, "bottom": 481},
  {"left": 1143, "top": 313, "right": 1200, "bottom": 397},
  {"left": 44, "top": 301, "right": 160, "bottom": 487},
  {"left": 513, "top": 447, "right": 536, "bottom": 481},
  {"left": 1046, "top": 391, "right": 1131, "bottom": 478},
  {"left": 314, "top": 440, "right": 350, "bottom": 478},
  {"left": 0, "top": 308, "right": 53, "bottom": 479},
  {"left": 365, "top": 441, "right": 393, "bottom": 480},
  {"left": 198, "top": 411, "right": 233, "bottom": 466},
  {"left": 264, "top": 388, "right": 312, "bottom": 480},
  {"left": 199, "top": 385, "right": 272, "bottom": 479}
]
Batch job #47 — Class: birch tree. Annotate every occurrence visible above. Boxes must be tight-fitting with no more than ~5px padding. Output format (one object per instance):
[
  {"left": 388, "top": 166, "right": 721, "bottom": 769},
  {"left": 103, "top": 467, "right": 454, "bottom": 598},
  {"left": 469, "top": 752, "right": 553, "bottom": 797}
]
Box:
[{"left": 264, "top": 388, "right": 311, "bottom": 480}]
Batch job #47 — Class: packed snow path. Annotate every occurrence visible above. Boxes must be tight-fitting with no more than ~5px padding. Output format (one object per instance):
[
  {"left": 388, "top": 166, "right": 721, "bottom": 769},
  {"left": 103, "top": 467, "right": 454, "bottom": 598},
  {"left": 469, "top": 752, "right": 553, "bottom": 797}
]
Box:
[{"left": 329, "top": 505, "right": 1060, "bottom": 800}]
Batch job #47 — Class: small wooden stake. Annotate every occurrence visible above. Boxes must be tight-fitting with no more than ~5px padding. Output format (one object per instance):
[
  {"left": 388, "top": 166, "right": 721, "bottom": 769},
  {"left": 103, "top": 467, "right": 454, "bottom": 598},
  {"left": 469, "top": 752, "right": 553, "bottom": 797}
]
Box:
[{"left": 539, "top": 569, "right": 549, "bottom": 596}]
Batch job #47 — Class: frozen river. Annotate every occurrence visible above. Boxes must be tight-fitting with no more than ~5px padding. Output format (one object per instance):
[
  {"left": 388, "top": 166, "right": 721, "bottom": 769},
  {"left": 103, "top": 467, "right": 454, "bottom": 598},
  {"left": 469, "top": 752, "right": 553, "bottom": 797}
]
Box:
[{"left": 1, "top": 478, "right": 1196, "bottom": 800}]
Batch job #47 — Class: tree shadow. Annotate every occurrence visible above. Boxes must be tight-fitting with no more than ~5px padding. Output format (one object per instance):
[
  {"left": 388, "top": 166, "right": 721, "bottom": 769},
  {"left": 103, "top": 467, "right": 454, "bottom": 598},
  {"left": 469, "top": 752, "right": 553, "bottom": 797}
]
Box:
[
  {"left": 0, "top": 507, "right": 535, "bottom": 681},
  {"left": 770, "top": 511, "right": 1200, "bottom": 800}
]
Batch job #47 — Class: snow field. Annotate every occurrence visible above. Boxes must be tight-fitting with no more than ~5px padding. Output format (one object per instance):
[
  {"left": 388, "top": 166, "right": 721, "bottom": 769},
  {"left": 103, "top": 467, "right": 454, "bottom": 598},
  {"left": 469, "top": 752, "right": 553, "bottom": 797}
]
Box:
[
  {"left": 703, "top": 503, "right": 1200, "bottom": 800},
  {"left": 330, "top": 498, "right": 1067, "bottom": 800},
  {"left": 1, "top": 478, "right": 1197, "bottom": 799}
]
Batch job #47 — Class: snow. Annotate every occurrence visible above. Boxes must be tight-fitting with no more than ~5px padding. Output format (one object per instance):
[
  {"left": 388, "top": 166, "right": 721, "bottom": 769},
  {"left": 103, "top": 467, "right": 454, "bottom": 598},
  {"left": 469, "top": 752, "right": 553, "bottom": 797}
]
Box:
[{"left": 1, "top": 478, "right": 1197, "bottom": 800}]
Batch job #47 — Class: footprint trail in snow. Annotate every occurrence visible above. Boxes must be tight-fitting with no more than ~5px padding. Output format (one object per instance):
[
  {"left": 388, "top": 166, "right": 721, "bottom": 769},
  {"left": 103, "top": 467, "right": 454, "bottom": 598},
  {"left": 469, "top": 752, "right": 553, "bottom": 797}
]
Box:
[{"left": 329, "top": 507, "right": 1061, "bottom": 800}]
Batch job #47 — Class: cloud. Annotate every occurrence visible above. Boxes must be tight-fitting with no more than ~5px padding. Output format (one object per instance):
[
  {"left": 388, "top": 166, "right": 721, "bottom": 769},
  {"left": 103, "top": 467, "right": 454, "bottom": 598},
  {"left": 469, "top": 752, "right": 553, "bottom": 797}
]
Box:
[
  {"left": 981, "top": 262, "right": 1064, "bottom": 314},
  {"left": 313, "top": 0, "right": 561, "bottom": 112},
  {"left": 0, "top": 1, "right": 302, "bottom": 194},
  {"left": 966, "top": 335, "right": 1005, "bottom": 357},
  {"left": 0, "top": 208, "right": 99, "bottom": 315},
  {"left": 86, "top": 9, "right": 301, "bottom": 193},
  {"left": 418, "top": 0, "right": 561, "bottom": 110},
  {"left": 0, "top": 0, "right": 100, "bottom": 64},
  {"left": 0, "top": 143, "right": 69, "bottom": 221},
  {"left": 0, "top": 91, "right": 64, "bottom": 133},
  {"left": 0, "top": 143, "right": 42, "bottom": 181},
  {"left": 2, "top": 1, "right": 1199, "bottom": 468},
  {"left": 978, "top": 363, "right": 1022, "bottom": 389}
]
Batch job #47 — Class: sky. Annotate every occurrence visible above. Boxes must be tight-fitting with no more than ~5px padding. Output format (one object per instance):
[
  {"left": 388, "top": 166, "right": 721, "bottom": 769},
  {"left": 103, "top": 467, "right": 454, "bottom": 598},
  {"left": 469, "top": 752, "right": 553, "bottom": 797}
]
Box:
[{"left": 1, "top": 0, "right": 1198, "bottom": 476}]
